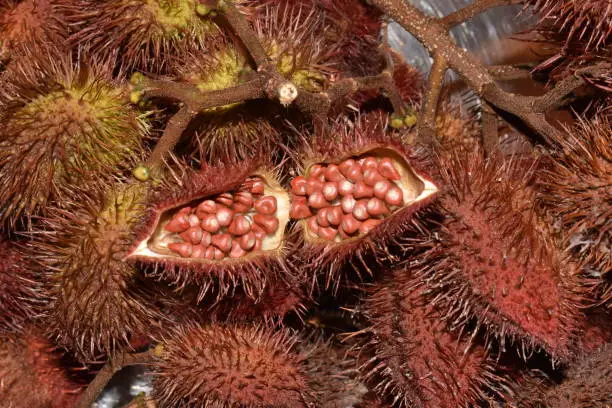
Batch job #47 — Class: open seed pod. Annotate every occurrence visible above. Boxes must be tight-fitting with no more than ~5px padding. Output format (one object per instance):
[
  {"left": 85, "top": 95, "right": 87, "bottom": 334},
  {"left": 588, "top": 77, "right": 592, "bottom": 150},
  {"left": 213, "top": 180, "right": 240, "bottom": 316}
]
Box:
[
  {"left": 127, "top": 158, "right": 294, "bottom": 300},
  {"left": 31, "top": 177, "right": 158, "bottom": 361},
  {"left": 0, "top": 51, "right": 149, "bottom": 226},
  {"left": 360, "top": 267, "right": 508, "bottom": 408},
  {"left": 0, "top": 326, "right": 84, "bottom": 408},
  {"left": 289, "top": 115, "right": 438, "bottom": 290},
  {"left": 407, "top": 150, "right": 583, "bottom": 362}
]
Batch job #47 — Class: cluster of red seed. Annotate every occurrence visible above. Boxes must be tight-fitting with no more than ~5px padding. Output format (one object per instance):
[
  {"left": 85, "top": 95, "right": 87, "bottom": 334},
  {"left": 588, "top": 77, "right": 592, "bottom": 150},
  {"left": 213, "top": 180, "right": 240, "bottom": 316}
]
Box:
[
  {"left": 163, "top": 177, "right": 279, "bottom": 260},
  {"left": 289, "top": 155, "right": 404, "bottom": 241}
]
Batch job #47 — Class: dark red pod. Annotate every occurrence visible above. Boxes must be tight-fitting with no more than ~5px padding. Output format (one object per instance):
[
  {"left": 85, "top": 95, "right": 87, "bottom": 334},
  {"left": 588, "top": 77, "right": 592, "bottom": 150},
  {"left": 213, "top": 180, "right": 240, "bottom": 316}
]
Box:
[
  {"left": 289, "top": 115, "right": 438, "bottom": 290},
  {"left": 126, "top": 159, "right": 294, "bottom": 300}
]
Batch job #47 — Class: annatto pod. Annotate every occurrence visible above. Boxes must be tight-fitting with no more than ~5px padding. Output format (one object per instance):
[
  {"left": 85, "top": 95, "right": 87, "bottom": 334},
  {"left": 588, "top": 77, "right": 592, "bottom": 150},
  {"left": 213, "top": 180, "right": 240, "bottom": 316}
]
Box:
[
  {"left": 0, "top": 0, "right": 69, "bottom": 66},
  {"left": 289, "top": 115, "right": 438, "bottom": 290},
  {"left": 0, "top": 51, "right": 149, "bottom": 226},
  {"left": 0, "top": 239, "right": 41, "bottom": 332},
  {"left": 361, "top": 267, "right": 508, "bottom": 408},
  {"left": 407, "top": 150, "right": 583, "bottom": 362},
  {"left": 126, "top": 158, "right": 294, "bottom": 301},
  {"left": 536, "top": 113, "right": 611, "bottom": 310},
  {"left": 151, "top": 322, "right": 357, "bottom": 407},
  {"left": 31, "top": 177, "right": 158, "bottom": 361},
  {"left": 0, "top": 326, "right": 84, "bottom": 408}
]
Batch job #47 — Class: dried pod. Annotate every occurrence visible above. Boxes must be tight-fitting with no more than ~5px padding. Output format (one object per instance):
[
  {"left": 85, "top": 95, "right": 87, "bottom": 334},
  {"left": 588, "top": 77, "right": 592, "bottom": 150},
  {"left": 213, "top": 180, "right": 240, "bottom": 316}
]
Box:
[
  {"left": 0, "top": 0, "right": 69, "bottom": 66},
  {"left": 0, "top": 52, "right": 149, "bottom": 226},
  {"left": 30, "top": 179, "right": 158, "bottom": 360},
  {"left": 0, "top": 327, "right": 83, "bottom": 407},
  {"left": 409, "top": 151, "right": 582, "bottom": 361},
  {"left": 0, "top": 239, "right": 41, "bottom": 332},
  {"left": 152, "top": 323, "right": 320, "bottom": 407},
  {"left": 289, "top": 115, "right": 438, "bottom": 290},
  {"left": 127, "top": 159, "right": 294, "bottom": 300},
  {"left": 361, "top": 267, "right": 508, "bottom": 408},
  {"left": 65, "top": 0, "right": 226, "bottom": 73},
  {"left": 536, "top": 114, "right": 611, "bottom": 309}
]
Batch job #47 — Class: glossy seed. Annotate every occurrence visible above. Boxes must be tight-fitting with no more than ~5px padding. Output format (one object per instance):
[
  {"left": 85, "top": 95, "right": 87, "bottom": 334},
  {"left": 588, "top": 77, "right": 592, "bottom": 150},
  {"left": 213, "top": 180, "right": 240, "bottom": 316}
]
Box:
[
  {"left": 251, "top": 179, "right": 265, "bottom": 195},
  {"left": 201, "top": 231, "right": 212, "bottom": 247},
  {"left": 373, "top": 180, "right": 391, "bottom": 200},
  {"left": 341, "top": 214, "right": 361, "bottom": 235},
  {"left": 345, "top": 166, "right": 363, "bottom": 183},
  {"left": 228, "top": 214, "right": 251, "bottom": 236},
  {"left": 165, "top": 214, "right": 191, "bottom": 233},
  {"left": 379, "top": 158, "right": 401, "bottom": 180},
  {"left": 290, "top": 202, "right": 312, "bottom": 219},
  {"left": 354, "top": 182, "right": 374, "bottom": 199},
  {"left": 188, "top": 214, "right": 200, "bottom": 227},
  {"left": 327, "top": 206, "right": 343, "bottom": 226},
  {"left": 318, "top": 226, "right": 337, "bottom": 241},
  {"left": 338, "top": 179, "right": 354, "bottom": 196},
  {"left": 307, "top": 216, "right": 320, "bottom": 235},
  {"left": 306, "top": 178, "right": 323, "bottom": 195},
  {"left": 251, "top": 223, "right": 267, "bottom": 240},
  {"left": 212, "top": 233, "right": 232, "bottom": 253},
  {"left": 215, "top": 193, "right": 233, "bottom": 207},
  {"left": 234, "top": 191, "right": 253, "bottom": 207},
  {"left": 309, "top": 164, "right": 324, "bottom": 180},
  {"left": 254, "top": 196, "right": 277, "bottom": 215},
  {"left": 229, "top": 242, "right": 248, "bottom": 258},
  {"left": 191, "top": 244, "right": 206, "bottom": 258},
  {"left": 238, "top": 232, "right": 256, "bottom": 251},
  {"left": 168, "top": 242, "right": 193, "bottom": 258},
  {"left": 201, "top": 214, "right": 220, "bottom": 233},
  {"left": 359, "top": 218, "right": 382, "bottom": 234},
  {"left": 216, "top": 207, "right": 234, "bottom": 227},
  {"left": 316, "top": 208, "right": 330, "bottom": 228},
  {"left": 196, "top": 200, "right": 217, "bottom": 216},
  {"left": 232, "top": 202, "right": 251, "bottom": 213},
  {"left": 180, "top": 226, "right": 203, "bottom": 245},
  {"left": 213, "top": 247, "right": 225, "bottom": 260},
  {"left": 363, "top": 168, "right": 384, "bottom": 186},
  {"left": 204, "top": 246, "right": 216, "bottom": 260},
  {"left": 367, "top": 198, "right": 390, "bottom": 216},
  {"left": 341, "top": 195, "right": 356, "bottom": 213},
  {"left": 324, "top": 164, "right": 344, "bottom": 182},
  {"left": 290, "top": 176, "right": 308, "bottom": 195},
  {"left": 361, "top": 157, "right": 378, "bottom": 170},
  {"left": 339, "top": 159, "right": 357, "bottom": 177},
  {"left": 353, "top": 200, "right": 369, "bottom": 221},
  {"left": 308, "top": 192, "right": 328, "bottom": 209},
  {"left": 322, "top": 182, "right": 338, "bottom": 201},
  {"left": 253, "top": 214, "right": 279, "bottom": 234},
  {"left": 385, "top": 186, "right": 404, "bottom": 206}
]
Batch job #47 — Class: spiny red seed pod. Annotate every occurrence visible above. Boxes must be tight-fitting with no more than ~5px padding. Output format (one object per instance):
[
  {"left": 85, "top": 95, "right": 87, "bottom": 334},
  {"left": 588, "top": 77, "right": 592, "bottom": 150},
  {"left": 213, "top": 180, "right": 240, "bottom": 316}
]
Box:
[
  {"left": 0, "top": 0, "right": 69, "bottom": 66},
  {"left": 361, "top": 267, "right": 508, "bottom": 408},
  {"left": 289, "top": 115, "right": 438, "bottom": 291},
  {"left": 0, "top": 327, "right": 83, "bottom": 407},
  {"left": 30, "top": 178, "right": 159, "bottom": 360},
  {"left": 408, "top": 150, "right": 583, "bottom": 362},
  {"left": 0, "top": 52, "right": 149, "bottom": 226},
  {"left": 152, "top": 323, "right": 350, "bottom": 407},
  {"left": 127, "top": 158, "right": 294, "bottom": 300},
  {"left": 536, "top": 113, "right": 611, "bottom": 309},
  {"left": 64, "top": 0, "right": 226, "bottom": 74},
  {"left": 0, "top": 239, "right": 41, "bottom": 332}
]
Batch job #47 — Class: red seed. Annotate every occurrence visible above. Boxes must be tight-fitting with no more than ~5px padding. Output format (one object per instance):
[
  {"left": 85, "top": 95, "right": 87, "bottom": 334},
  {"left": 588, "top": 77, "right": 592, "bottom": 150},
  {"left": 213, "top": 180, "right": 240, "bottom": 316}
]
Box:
[
  {"left": 307, "top": 216, "right": 319, "bottom": 235},
  {"left": 363, "top": 168, "right": 384, "bottom": 186},
  {"left": 373, "top": 180, "right": 391, "bottom": 200},
  {"left": 251, "top": 179, "right": 265, "bottom": 195},
  {"left": 341, "top": 195, "right": 356, "bottom": 213},
  {"left": 385, "top": 186, "right": 404, "bottom": 206},
  {"left": 180, "top": 226, "right": 203, "bottom": 245},
  {"left": 204, "top": 246, "right": 216, "bottom": 260},
  {"left": 188, "top": 214, "right": 200, "bottom": 227},
  {"left": 324, "top": 164, "right": 344, "bottom": 182},
  {"left": 234, "top": 191, "right": 253, "bottom": 208},
  {"left": 354, "top": 182, "right": 374, "bottom": 199},
  {"left": 366, "top": 198, "right": 390, "bottom": 216},
  {"left": 211, "top": 233, "right": 232, "bottom": 253},
  {"left": 165, "top": 214, "right": 191, "bottom": 233},
  {"left": 322, "top": 182, "right": 338, "bottom": 201},
  {"left": 326, "top": 206, "right": 343, "bottom": 226},
  {"left": 216, "top": 207, "right": 234, "bottom": 227},
  {"left": 338, "top": 180, "right": 354, "bottom": 196},
  {"left": 201, "top": 231, "right": 212, "bottom": 247},
  {"left": 253, "top": 214, "right": 279, "bottom": 234},
  {"left": 359, "top": 218, "right": 382, "bottom": 234},
  {"left": 168, "top": 242, "right": 193, "bottom": 258},
  {"left": 306, "top": 178, "right": 323, "bottom": 195},
  {"left": 308, "top": 192, "right": 328, "bottom": 209},
  {"left": 339, "top": 158, "right": 357, "bottom": 177},
  {"left": 201, "top": 214, "right": 220, "bottom": 233},
  {"left": 254, "top": 195, "right": 277, "bottom": 215},
  {"left": 318, "top": 226, "right": 337, "bottom": 241},
  {"left": 232, "top": 202, "right": 251, "bottom": 213},
  {"left": 291, "top": 176, "right": 307, "bottom": 195},
  {"left": 215, "top": 193, "right": 233, "bottom": 207},
  {"left": 345, "top": 166, "right": 363, "bottom": 183},
  {"left": 317, "top": 208, "right": 330, "bottom": 227},
  {"left": 251, "top": 223, "right": 267, "bottom": 240},
  {"left": 229, "top": 242, "right": 247, "bottom": 258},
  {"left": 253, "top": 238, "right": 263, "bottom": 251},
  {"left": 338, "top": 227, "right": 350, "bottom": 240},
  {"left": 213, "top": 247, "right": 225, "bottom": 260},
  {"left": 353, "top": 200, "right": 369, "bottom": 221},
  {"left": 196, "top": 200, "right": 217, "bottom": 216},
  {"left": 341, "top": 214, "right": 361, "bottom": 235},
  {"left": 191, "top": 244, "right": 206, "bottom": 258},
  {"left": 360, "top": 157, "right": 378, "bottom": 170},
  {"left": 309, "top": 164, "right": 324, "bottom": 179},
  {"left": 238, "top": 232, "right": 256, "bottom": 251},
  {"left": 290, "top": 202, "right": 312, "bottom": 220},
  {"left": 379, "top": 157, "right": 401, "bottom": 180},
  {"left": 228, "top": 214, "right": 251, "bottom": 236}
]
